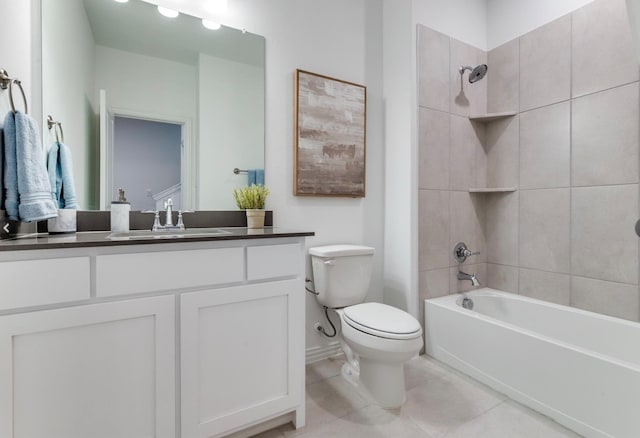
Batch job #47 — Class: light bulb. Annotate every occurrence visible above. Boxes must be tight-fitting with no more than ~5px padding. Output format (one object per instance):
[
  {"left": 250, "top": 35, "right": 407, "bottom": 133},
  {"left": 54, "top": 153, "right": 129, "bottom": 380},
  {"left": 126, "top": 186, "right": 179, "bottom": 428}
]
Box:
[
  {"left": 157, "top": 6, "right": 179, "bottom": 18},
  {"left": 202, "top": 19, "right": 221, "bottom": 30}
]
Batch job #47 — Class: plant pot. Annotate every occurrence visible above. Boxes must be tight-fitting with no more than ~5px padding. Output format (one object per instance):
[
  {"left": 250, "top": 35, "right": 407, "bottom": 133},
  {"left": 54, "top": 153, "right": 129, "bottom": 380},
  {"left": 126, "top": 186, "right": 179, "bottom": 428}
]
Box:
[{"left": 246, "top": 209, "right": 265, "bottom": 229}]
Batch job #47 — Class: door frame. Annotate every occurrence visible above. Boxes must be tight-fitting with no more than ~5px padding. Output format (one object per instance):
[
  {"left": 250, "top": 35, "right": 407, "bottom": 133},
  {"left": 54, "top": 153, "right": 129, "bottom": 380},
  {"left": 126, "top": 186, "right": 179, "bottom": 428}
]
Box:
[{"left": 100, "top": 103, "right": 195, "bottom": 210}]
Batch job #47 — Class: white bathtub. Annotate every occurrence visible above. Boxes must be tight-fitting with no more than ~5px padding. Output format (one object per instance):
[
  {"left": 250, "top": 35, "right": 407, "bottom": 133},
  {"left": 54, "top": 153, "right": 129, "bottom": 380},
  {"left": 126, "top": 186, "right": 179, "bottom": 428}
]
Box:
[{"left": 424, "top": 288, "right": 640, "bottom": 438}]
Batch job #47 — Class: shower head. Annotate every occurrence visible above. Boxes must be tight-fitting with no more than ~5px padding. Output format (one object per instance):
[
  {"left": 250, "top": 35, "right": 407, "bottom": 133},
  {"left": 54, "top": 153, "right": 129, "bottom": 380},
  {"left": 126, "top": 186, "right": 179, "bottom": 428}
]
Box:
[{"left": 459, "top": 64, "right": 488, "bottom": 83}]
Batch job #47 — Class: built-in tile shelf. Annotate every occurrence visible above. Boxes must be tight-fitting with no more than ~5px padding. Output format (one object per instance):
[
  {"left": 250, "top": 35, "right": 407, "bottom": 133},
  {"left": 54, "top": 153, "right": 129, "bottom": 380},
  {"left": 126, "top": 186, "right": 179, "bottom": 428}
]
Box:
[
  {"left": 469, "top": 187, "right": 517, "bottom": 193},
  {"left": 468, "top": 112, "right": 517, "bottom": 122}
]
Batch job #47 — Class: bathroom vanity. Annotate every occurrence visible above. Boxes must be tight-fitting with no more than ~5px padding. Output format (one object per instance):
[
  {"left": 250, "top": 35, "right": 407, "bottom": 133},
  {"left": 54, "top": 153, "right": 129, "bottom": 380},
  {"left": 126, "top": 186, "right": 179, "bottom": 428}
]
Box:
[{"left": 0, "top": 229, "right": 311, "bottom": 438}]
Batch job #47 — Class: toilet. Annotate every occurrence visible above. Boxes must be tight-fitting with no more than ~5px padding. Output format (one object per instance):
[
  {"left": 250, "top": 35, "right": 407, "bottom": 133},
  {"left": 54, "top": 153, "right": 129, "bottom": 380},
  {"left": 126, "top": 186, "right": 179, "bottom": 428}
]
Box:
[{"left": 309, "top": 245, "right": 423, "bottom": 408}]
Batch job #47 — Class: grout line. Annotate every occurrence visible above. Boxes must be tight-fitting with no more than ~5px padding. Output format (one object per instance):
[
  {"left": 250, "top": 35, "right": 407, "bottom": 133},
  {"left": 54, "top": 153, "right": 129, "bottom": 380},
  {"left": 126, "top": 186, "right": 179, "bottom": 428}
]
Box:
[
  {"left": 417, "top": 105, "right": 450, "bottom": 116},
  {"left": 517, "top": 80, "right": 640, "bottom": 116},
  {"left": 485, "top": 262, "right": 639, "bottom": 288},
  {"left": 447, "top": 86, "right": 453, "bottom": 294},
  {"left": 569, "top": 11, "right": 574, "bottom": 307},
  {"left": 516, "top": 33, "right": 522, "bottom": 295},
  {"left": 571, "top": 79, "right": 640, "bottom": 101},
  {"left": 520, "top": 97, "right": 572, "bottom": 115},
  {"left": 520, "top": 183, "right": 640, "bottom": 190}
]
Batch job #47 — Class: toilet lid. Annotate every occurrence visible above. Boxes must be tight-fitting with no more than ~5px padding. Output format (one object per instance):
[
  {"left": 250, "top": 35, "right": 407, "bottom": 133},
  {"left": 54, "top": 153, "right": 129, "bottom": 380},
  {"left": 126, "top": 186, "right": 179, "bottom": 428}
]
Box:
[
  {"left": 309, "top": 245, "right": 375, "bottom": 258},
  {"left": 343, "top": 303, "right": 422, "bottom": 340}
]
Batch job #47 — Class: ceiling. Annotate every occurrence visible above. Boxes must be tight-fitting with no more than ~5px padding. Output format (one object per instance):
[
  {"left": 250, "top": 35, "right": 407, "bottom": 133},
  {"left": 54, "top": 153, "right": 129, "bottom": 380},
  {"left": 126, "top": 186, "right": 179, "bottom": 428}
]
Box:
[{"left": 83, "top": 0, "right": 264, "bottom": 66}]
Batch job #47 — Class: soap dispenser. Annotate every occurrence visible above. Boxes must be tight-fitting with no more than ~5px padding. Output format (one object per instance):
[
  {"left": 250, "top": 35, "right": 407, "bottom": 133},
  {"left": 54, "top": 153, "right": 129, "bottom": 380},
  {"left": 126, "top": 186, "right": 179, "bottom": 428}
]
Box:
[{"left": 110, "top": 188, "right": 131, "bottom": 233}]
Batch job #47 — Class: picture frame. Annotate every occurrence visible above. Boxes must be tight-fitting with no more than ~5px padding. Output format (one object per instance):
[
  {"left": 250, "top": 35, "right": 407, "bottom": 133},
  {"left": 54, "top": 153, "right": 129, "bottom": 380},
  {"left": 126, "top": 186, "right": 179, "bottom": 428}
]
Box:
[{"left": 294, "top": 69, "right": 367, "bottom": 197}]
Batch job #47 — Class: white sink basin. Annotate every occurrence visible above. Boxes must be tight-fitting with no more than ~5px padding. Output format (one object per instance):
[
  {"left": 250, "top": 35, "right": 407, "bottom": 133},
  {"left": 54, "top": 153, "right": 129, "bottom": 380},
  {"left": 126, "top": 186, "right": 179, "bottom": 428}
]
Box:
[{"left": 107, "top": 228, "right": 230, "bottom": 241}]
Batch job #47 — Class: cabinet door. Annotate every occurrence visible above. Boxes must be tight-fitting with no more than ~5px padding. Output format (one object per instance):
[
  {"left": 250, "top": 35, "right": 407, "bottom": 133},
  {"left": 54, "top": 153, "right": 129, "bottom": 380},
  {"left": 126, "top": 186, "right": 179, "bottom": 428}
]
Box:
[
  {"left": 181, "top": 280, "right": 304, "bottom": 438},
  {"left": 0, "top": 295, "right": 175, "bottom": 438}
]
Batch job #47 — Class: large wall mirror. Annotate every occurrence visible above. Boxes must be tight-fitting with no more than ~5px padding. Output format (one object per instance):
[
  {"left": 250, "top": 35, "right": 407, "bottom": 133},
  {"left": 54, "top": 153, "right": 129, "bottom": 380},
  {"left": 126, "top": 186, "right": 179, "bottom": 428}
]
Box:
[{"left": 40, "top": 0, "right": 265, "bottom": 211}]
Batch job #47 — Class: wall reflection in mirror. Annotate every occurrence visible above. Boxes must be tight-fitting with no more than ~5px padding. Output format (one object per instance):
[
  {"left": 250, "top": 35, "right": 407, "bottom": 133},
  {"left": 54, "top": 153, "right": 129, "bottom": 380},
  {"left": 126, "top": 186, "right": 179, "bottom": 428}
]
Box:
[{"left": 41, "top": 0, "right": 265, "bottom": 211}]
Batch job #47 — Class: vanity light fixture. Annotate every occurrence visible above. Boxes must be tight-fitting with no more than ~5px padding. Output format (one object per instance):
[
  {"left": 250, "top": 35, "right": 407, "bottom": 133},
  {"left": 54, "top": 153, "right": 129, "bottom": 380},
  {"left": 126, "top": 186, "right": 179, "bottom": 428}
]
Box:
[
  {"left": 157, "top": 6, "right": 179, "bottom": 18},
  {"left": 202, "top": 0, "right": 227, "bottom": 29},
  {"left": 113, "top": 0, "right": 129, "bottom": 3},
  {"left": 202, "top": 19, "right": 221, "bottom": 30}
]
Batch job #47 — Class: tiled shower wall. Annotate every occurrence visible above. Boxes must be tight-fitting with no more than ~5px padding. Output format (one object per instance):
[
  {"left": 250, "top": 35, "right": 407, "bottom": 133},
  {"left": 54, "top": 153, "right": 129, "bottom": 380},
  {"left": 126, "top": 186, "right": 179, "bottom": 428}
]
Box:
[{"left": 418, "top": 0, "right": 640, "bottom": 322}]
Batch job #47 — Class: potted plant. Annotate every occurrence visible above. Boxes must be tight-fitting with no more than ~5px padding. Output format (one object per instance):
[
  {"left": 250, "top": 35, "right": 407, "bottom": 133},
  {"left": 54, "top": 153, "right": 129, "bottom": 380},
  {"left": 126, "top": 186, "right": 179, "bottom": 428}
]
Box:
[{"left": 233, "top": 184, "right": 270, "bottom": 229}]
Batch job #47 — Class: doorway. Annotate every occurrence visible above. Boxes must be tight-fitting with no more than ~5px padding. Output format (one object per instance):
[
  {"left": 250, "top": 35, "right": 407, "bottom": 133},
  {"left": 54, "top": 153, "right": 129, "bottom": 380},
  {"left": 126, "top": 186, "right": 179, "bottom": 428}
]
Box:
[{"left": 113, "top": 116, "right": 182, "bottom": 211}]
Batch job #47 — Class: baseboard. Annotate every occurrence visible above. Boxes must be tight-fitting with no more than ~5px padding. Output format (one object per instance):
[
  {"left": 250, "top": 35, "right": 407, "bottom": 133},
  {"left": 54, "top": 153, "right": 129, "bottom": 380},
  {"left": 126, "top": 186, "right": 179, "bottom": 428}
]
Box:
[
  {"left": 305, "top": 342, "right": 343, "bottom": 364},
  {"left": 223, "top": 412, "right": 294, "bottom": 438}
]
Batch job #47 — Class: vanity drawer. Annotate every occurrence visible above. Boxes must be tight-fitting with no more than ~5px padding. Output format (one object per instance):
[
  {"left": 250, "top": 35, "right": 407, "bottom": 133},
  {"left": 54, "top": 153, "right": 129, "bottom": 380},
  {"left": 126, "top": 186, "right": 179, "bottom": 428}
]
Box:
[
  {"left": 96, "top": 248, "right": 244, "bottom": 297},
  {"left": 247, "top": 244, "right": 302, "bottom": 281},
  {"left": 0, "top": 257, "right": 90, "bottom": 310}
]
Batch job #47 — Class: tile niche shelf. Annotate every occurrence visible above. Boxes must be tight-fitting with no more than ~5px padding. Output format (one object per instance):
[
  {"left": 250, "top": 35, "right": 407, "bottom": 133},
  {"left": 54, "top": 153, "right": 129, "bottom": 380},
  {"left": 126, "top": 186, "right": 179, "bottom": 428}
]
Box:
[
  {"left": 469, "top": 187, "right": 517, "bottom": 193},
  {"left": 467, "top": 111, "right": 518, "bottom": 194},
  {"left": 468, "top": 111, "right": 517, "bottom": 122}
]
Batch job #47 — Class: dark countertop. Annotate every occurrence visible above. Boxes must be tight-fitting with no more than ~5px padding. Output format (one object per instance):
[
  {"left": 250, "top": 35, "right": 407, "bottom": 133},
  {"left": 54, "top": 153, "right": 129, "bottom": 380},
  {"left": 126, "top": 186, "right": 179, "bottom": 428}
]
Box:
[{"left": 0, "top": 228, "right": 314, "bottom": 252}]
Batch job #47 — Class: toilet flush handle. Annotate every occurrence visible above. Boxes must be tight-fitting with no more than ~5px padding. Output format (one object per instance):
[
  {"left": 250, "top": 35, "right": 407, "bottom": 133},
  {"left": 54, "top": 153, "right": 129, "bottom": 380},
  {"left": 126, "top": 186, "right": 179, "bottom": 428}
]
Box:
[{"left": 324, "top": 259, "right": 335, "bottom": 266}]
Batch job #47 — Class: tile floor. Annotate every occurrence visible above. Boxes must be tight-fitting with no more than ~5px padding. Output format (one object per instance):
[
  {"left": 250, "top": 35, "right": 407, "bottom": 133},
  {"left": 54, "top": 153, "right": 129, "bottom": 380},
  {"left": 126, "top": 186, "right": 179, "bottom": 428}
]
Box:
[{"left": 252, "top": 355, "right": 581, "bottom": 438}]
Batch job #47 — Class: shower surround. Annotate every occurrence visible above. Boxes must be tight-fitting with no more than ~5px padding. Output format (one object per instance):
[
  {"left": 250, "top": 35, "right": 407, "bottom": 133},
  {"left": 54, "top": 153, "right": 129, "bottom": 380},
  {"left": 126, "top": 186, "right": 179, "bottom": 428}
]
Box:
[{"left": 418, "top": 0, "right": 640, "bottom": 323}]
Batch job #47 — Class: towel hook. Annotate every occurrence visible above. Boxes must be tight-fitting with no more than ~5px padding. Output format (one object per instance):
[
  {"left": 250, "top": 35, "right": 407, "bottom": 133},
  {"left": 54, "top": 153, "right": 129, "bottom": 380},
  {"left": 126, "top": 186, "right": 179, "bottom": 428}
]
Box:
[
  {"left": 0, "top": 69, "right": 10, "bottom": 90},
  {"left": 1, "top": 69, "right": 27, "bottom": 113},
  {"left": 47, "top": 115, "right": 64, "bottom": 143}
]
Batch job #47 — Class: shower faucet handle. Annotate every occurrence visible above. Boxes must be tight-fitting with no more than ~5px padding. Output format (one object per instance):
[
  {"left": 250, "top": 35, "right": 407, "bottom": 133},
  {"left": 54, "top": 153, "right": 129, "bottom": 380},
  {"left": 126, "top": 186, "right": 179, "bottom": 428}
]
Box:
[{"left": 454, "top": 242, "right": 480, "bottom": 263}]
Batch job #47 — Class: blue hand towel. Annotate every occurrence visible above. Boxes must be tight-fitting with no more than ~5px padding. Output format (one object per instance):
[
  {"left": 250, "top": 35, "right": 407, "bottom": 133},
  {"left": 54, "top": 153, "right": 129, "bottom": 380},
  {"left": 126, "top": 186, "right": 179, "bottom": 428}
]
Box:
[
  {"left": 47, "top": 141, "right": 78, "bottom": 209},
  {"left": 3, "top": 111, "right": 57, "bottom": 222},
  {"left": 3, "top": 113, "right": 18, "bottom": 220},
  {"left": 248, "top": 169, "right": 265, "bottom": 186}
]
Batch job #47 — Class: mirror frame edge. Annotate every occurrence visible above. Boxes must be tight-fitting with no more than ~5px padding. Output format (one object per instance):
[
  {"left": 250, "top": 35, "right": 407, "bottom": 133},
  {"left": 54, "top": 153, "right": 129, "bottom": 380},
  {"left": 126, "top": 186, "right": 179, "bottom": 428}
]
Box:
[{"left": 30, "top": 0, "right": 43, "bottom": 140}]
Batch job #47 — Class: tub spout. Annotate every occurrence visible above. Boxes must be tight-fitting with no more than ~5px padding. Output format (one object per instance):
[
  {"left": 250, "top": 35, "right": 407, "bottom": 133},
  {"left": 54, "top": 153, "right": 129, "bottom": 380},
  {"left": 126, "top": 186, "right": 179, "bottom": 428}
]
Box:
[{"left": 458, "top": 271, "right": 480, "bottom": 287}]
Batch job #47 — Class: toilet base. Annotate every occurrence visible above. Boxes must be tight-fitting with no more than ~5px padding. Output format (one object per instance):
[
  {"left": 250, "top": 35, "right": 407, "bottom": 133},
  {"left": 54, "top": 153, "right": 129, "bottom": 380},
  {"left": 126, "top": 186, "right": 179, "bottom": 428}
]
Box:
[
  {"left": 341, "top": 361, "right": 360, "bottom": 387},
  {"left": 340, "top": 356, "right": 408, "bottom": 409},
  {"left": 359, "top": 357, "right": 407, "bottom": 409}
]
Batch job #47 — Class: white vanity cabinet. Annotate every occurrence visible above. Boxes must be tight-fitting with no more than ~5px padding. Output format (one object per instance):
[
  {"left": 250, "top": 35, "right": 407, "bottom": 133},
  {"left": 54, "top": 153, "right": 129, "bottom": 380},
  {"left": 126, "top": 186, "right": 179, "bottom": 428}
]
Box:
[
  {"left": 0, "top": 235, "right": 308, "bottom": 438},
  {"left": 181, "top": 280, "right": 302, "bottom": 437},
  {"left": 0, "top": 295, "right": 176, "bottom": 438}
]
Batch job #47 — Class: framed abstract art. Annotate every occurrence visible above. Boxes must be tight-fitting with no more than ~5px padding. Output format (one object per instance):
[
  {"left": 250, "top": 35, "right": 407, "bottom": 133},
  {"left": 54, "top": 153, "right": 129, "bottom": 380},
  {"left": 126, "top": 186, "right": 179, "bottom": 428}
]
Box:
[{"left": 294, "top": 69, "right": 366, "bottom": 197}]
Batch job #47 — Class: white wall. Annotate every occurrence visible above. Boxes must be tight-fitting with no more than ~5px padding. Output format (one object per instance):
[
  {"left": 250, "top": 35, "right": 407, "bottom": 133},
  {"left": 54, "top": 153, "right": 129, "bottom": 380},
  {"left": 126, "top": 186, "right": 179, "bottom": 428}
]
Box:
[
  {"left": 41, "top": 0, "right": 96, "bottom": 209},
  {"left": 94, "top": 46, "right": 197, "bottom": 124},
  {"left": 412, "top": 1, "right": 600, "bottom": 50},
  {"left": 0, "top": 1, "right": 35, "bottom": 120},
  {"left": 383, "top": 0, "right": 419, "bottom": 317},
  {"left": 487, "top": 0, "right": 596, "bottom": 49},
  {"left": 197, "top": 54, "right": 264, "bottom": 210},
  {"left": 413, "top": 0, "right": 487, "bottom": 49}
]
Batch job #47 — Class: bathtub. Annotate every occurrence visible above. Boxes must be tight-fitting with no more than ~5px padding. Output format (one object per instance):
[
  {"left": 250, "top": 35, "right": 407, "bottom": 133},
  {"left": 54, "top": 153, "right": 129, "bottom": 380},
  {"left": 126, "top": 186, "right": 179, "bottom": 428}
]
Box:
[{"left": 424, "top": 288, "right": 640, "bottom": 438}]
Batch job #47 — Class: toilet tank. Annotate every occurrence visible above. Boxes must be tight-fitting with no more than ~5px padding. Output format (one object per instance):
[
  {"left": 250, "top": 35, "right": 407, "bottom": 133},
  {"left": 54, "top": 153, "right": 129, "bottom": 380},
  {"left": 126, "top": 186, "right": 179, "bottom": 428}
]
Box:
[{"left": 309, "top": 245, "right": 375, "bottom": 308}]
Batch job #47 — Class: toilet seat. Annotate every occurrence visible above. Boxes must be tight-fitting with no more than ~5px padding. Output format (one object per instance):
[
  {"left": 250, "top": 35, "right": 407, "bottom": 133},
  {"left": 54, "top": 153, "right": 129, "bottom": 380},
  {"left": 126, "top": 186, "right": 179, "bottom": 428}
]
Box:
[{"left": 342, "top": 303, "right": 422, "bottom": 340}]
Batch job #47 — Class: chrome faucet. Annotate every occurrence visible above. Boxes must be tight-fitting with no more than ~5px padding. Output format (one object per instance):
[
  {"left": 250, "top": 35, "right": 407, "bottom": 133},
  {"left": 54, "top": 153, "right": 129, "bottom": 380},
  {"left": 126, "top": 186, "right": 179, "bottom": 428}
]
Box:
[
  {"left": 454, "top": 242, "right": 480, "bottom": 263},
  {"left": 164, "top": 198, "right": 174, "bottom": 227},
  {"left": 458, "top": 271, "right": 480, "bottom": 287},
  {"left": 151, "top": 198, "right": 184, "bottom": 232}
]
